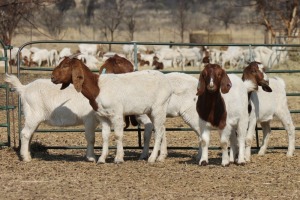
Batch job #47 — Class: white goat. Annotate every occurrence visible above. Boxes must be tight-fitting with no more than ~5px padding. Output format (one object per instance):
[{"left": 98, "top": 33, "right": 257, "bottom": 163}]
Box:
[
  {"left": 4, "top": 74, "right": 99, "bottom": 162},
  {"left": 177, "top": 47, "right": 202, "bottom": 67},
  {"left": 77, "top": 54, "right": 100, "bottom": 70},
  {"left": 155, "top": 47, "right": 183, "bottom": 69},
  {"left": 245, "top": 77, "right": 295, "bottom": 161},
  {"left": 58, "top": 47, "right": 72, "bottom": 60},
  {"left": 138, "top": 72, "right": 202, "bottom": 160},
  {"left": 253, "top": 46, "right": 289, "bottom": 69},
  {"left": 78, "top": 44, "right": 100, "bottom": 56},
  {"left": 30, "top": 49, "right": 50, "bottom": 67},
  {"left": 51, "top": 58, "right": 173, "bottom": 164},
  {"left": 48, "top": 49, "right": 59, "bottom": 67}
]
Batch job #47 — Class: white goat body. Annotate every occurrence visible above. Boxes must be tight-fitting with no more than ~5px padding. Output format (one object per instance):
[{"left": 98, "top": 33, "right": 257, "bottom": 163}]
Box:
[
  {"left": 245, "top": 77, "right": 295, "bottom": 160},
  {"left": 5, "top": 74, "right": 98, "bottom": 162},
  {"left": 78, "top": 44, "right": 99, "bottom": 56},
  {"left": 30, "top": 49, "right": 50, "bottom": 67},
  {"left": 93, "top": 70, "right": 172, "bottom": 163},
  {"left": 138, "top": 72, "right": 201, "bottom": 160}
]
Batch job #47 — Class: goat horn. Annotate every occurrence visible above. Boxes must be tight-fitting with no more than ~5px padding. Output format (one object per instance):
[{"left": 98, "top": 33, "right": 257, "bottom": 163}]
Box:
[{"left": 68, "top": 53, "right": 81, "bottom": 59}]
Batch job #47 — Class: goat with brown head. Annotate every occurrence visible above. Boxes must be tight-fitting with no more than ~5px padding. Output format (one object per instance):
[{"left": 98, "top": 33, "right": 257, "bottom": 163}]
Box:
[
  {"left": 51, "top": 54, "right": 100, "bottom": 111},
  {"left": 242, "top": 61, "right": 272, "bottom": 92}
]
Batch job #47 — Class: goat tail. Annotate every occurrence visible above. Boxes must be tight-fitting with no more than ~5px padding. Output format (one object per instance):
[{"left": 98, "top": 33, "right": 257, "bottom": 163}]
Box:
[
  {"left": 124, "top": 115, "right": 139, "bottom": 129},
  {"left": 4, "top": 73, "right": 25, "bottom": 93}
]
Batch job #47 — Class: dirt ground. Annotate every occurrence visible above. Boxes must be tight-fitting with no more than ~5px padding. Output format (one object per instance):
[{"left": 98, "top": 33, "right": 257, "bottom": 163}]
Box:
[{"left": 0, "top": 63, "right": 300, "bottom": 199}]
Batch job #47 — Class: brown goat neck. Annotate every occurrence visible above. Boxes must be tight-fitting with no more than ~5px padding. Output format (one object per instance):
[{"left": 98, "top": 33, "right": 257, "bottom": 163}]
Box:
[
  {"left": 196, "top": 90, "right": 227, "bottom": 130},
  {"left": 80, "top": 67, "right": 100, "bottom": 111}
]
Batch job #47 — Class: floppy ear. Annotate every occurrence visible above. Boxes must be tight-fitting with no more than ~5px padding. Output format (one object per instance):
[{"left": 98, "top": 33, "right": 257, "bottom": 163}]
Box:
[
  {"left": 220, "top": 70, "right": 232, "bottom": 94},
  {"left": 196, "top": 72, "right": 206, "bottom": 96},
  {"left": 72, "top": 63, "right": 84, "bottom": 92},
  {"left": 262, "top": 85, "right": 272, "bottom": 92}
]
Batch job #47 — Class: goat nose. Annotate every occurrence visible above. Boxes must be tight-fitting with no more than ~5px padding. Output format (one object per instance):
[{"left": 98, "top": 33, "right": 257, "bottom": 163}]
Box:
[{"left": 51, "top": 76, "right": 55, "bottom": 82}]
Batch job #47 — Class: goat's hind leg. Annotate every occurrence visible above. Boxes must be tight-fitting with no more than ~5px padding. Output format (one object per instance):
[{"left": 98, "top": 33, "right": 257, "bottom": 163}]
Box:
[
  {"left": 258, "top": 122, "right": 271, "bottom": 156},
  {"left": 20, "top": 121, "right": 39, "bottom": 162},
  {"left": 276, "top": 110, "right": 295, "bottom": 157},
  {"left": 148, "top": 112, "right": 167, "bottom": 163},
  {"left": 113, "top": 116, "right": 125, "bottom": 164},
  {"left": 97, "top": 120, "right": 111, "bottom": 164}
]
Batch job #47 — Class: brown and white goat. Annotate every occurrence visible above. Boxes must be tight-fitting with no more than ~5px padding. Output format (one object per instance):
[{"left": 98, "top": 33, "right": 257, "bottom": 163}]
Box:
[
  {"left": 51, "top": 57, "right": 173, "bottom": 164},
  {"left": 242, "top": 62, "right": 295, "bottom": 160},
  {"left": 196, "top": 63, "right": 250, "bottom": 166}
]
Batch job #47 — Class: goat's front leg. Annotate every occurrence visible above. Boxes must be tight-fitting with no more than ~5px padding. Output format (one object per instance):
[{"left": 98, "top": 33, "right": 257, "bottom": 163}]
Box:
[
  {"left": 199, "top": 123, "right": 210, "bottom": 166},
  {"left": 245, "top": 114, "right": 257, "bottom": 162},
  {"left": 229, "top": 130, "right": 238, "bottom": 163},
  {"left": 84, "top": 119, "right": 98, "bottom": 162},
  {"left": 220, "top": 127, "right": 231, "bottom": 167},
  {"left": 136, "top": 115, "right": 153, "bottom": 160},
  {"left": 97, "top": 119, "right": 111, "bottom": 164}
]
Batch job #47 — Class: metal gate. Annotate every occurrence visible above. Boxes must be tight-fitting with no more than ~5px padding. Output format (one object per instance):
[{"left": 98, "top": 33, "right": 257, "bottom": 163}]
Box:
[{"left": 3, "top": 40, "right": 300, "bottom": 151}]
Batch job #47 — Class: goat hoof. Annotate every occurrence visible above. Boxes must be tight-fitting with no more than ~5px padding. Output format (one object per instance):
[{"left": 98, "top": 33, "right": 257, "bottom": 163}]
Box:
[
  {"left": 97, "top": 158, "right": 106, "bottom": 164},
  {"left": 114, "top": 158, "right": 124, "bottom": 164},
  {"left": 85, "top": 156, "right": 96, "bottom": 163},
  {"left": 222, "top": 163, "right": 230, "bottom": 167},
  {"left": 200, "top": 161, "right": 208, "bottom": 166}
]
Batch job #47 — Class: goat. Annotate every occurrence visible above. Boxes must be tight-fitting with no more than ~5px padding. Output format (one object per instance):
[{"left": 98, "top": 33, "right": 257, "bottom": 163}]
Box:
[
  {"left": 139, "top": 72, "right": 202, "bottom": 161},
  {"left": 78, "top": 44, "right": 101, "bottom": 56},
  {"left": 244, "top": 75, "right": 295, "bottom": 161},
  {"left": 152, "top": 59, "right": 164, "bottom": 70},
  {"left": 4, "top": 74, "right": 99, "bottom": 162},
  {"left": 29, "top": 49, "right": 50, "bottom": 67},
  {"left": 196, "top": 63, "right": 254, "bottom": 166},
  {"left": 51, "top": 57, "right": 173, "bottom": 164},
  {"left": 58, "top": 47, "right": 72, "bottom": 60},
  {"left": 99, "top": 54, "right": 134, "bottom": 74}
]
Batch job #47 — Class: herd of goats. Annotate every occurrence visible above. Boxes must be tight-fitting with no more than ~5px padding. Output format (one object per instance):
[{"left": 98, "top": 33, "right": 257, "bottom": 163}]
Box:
[
  {"left": 3, "top": 42, "right": 296, "bottom": 166},
  {"left": 1, "top": 43, "right": 290, "bottom": 71}
]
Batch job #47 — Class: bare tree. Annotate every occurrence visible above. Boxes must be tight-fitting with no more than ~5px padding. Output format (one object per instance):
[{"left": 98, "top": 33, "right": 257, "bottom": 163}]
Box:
[
  {"left": 124, "top": 0, "right": 143, "bottom": 41},
  {"left": 254, "top": 0, "right": 299, "bottom": 43},
  {"left": 37, "top": 0, "right": 75, "bottom": 39},
  {"left": 0, "top": 0, "right": 56, "bottom": 45},
  {"left": 93, "top": 0, "right": 125, "bottom": 51},
  {"left": 211, "top": 0, "right": 299, "bottom": 44},
  {"left": 173, "top": 0, "right": 192, "bottom": 43}
]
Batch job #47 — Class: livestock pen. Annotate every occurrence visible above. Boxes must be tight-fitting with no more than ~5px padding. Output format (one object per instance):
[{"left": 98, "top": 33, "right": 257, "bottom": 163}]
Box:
[{"left": 1, "top": 40, "right": 300, "bottom": 199}]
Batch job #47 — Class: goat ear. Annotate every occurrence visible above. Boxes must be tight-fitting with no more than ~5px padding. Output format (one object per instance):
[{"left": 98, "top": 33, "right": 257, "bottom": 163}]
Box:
[
  {"left": 60, "top": 83, "right": 70, "bottom": 90},
  {"left": 262, "top": 85, "right": 272, "bottom": 92},
  {"left": 196, "top": 73, "right": 206, "bottom": 96},
  {"left": 220, "top": 71, "right": 232, "bottom": 94},
  {"left": 72, "top": 64, "right": 84, "bottom": 92}
]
